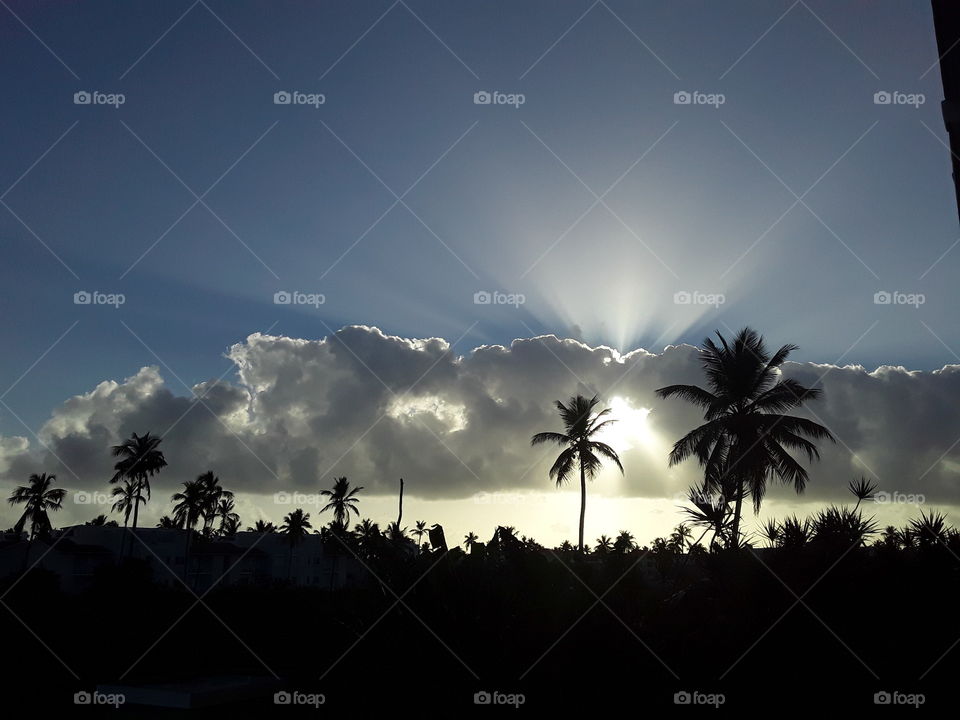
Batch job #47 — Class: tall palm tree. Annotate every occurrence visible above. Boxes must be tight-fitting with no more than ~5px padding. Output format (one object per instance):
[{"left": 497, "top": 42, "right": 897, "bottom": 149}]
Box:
[
  {"left": 279, "top": 509, "right": 312, "bottom": 580},
  {"left": 8, "top": 472, "right": 66, "bottom": 540},
  {"left": 320, "top": 477, "right": 363, "bottom": 530},
  {"left": 214, "top": 498, "right": 240, "bottom": 536},
  {"left": 531, "top": 394, "right": 623, "bottom": 552},
  {"left": 110, "top": 432, "right": 166, "bottom": 530},
  {"left": 171, "top": 478, "right": 206, "bottom": 533},
  {"left": 656, "top": 328, "right": 834, "bottom": 548},
  {"left": 171, "top": 477, "right": 206, "bottom": 582},
  {"left": 463, "top": 531, "right": 479, "bottom": 552}
]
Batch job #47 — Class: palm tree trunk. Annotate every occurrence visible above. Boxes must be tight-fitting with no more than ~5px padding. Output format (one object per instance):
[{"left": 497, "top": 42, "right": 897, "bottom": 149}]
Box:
[
  {"left": 578, "top": 461, "right": 586, "bottom": 552},
  {"left": 729, "top": 478, "right": 745, "bottom": 549},
  {"left": 131, "top": 478, "right": 142, "bottom": 529}
]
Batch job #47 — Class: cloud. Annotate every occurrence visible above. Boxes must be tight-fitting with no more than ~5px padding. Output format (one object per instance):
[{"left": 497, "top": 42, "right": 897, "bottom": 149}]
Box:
[{"left": 3, "top": 326, "right": 960, "bottom": 518}]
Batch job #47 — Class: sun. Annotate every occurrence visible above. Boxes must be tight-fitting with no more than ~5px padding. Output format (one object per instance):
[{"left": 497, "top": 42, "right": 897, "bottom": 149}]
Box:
[{"left": 597, "top": 396, "right": 653, "bottom": 454}]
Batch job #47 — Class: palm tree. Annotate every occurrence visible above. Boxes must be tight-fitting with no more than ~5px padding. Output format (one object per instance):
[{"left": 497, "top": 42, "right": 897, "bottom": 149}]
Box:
[
  {"left": 595, "top": 535, "right": 613, "bottom": 554},
  {"left": 279, "top": 509, "right": 312, "bottom": 580},
  {"left": 463, "top": 531, "right": 479, "bottom": 552},
  {"left": 196, "top": 471, "right": 232, "bottom": 536},
  {"left": 613, "top": 530, "right": 635, "bottom": 553},
  {"left": 8, "top": 473, "right": 66, "bottom": 540},
  {"left": 848, "top": 477, "right": 878, "bottom": 511},
  {"left": 656, "top": 328, "right": 834, "bottom": 548},
  {"left": 111, "top": 480, "right": 145, "bottom": 529},
  {"left": 221, "top": 515, "right": 240, "bottom": 537},
  {"left": 668, "top": 523, "right": 692, "bottom": 553},
  {"left": 531, "top": 394, "right": 623, "bottom": 552},
  {"left": 320, "top": 477, "right": 363, "bottom": 530},
  {"left": 85, "top": 514, "right": 118, "bottom": 527},
  {"left": 171, "top": 477, "right": 207, "bottom": 583},
  {"left": 214, "top": 498, "right": 240, "bottom": 536},
  {"left": 110, "top": 432, "right": 166, "bottom": 530},
  {"left": 412, "top": 520, "right": 428, "bottom": 551},
  {"left": 171, "top": 479, "right": 206, "bottom": 533},
  {"left": 156, "top": 515, "right": 179, "bottom": 529},
  {"left": 247, "top": 519, "right": 276, "bottom": 533}
]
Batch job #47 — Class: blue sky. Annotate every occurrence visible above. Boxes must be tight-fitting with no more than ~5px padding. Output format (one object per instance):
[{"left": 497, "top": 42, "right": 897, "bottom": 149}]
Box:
[{"left": 1, "top": 0, "right": 957, "bottom": 439}]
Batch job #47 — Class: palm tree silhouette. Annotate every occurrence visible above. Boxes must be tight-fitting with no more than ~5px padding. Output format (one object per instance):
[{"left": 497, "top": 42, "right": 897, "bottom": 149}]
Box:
[
  {"left": 280, "top": 508, "right": 312, "bottom": 580},
  {"left": 214, "top": 498, "right": 240, "bottom": 536},
  {"left": 110, "top": 432, "right": 166, "bottom": 530},
  {"left": 656, "top": 328, "right": 834, "bottom": 548},
  {"left": 320, "top": 477, "right": 363, "bottom": 530},
  {"left": 171, "top": 477, "right": 207, "bottom": 582},
  {"left": 156, "top": 515, "right": 179, "bottom": 529},
  {"left": 8, "top": 472, "right": 66, "bottom": 540},
  {"left": 613, "top": 530, "right": 635, "bottom": 553},
  {"left": 111, "top": 480, "right": 145, "bottom": 529},
  {"left": 247, "top": 519, "right": 276, "bottom": 533},
  {"left": 412, "top": 520, "right": 428, "bottom": 551},
  {"left": 595, "top": 535, "right": 613, "bottom": 554},
  {"left": 86, "top": 514, "right": 118, "bottom": 527},
  {"left": 196, "top": 471, "right": 232, "bottom": 536},
  {"left": 531, "top": 394, "right": 623, "bottom": 552},
  {"left": 463, "top": 531, "right": 479, "bottom": 552}
]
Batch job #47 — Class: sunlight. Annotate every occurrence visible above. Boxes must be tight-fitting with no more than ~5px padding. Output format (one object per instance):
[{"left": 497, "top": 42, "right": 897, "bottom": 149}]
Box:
[{"left": 597, "top": 395, "right": 653, "bottom": 454}]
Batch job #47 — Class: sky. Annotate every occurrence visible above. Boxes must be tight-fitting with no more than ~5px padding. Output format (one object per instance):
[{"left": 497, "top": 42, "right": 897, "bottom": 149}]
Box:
[{"left": 1, "top": 1, "right": 959, "bottom": 547}]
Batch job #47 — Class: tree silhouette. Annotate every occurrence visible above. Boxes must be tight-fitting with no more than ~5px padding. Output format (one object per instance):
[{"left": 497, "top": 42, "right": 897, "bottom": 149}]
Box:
[
  {"left": 111, "top": 480, "right": 145, "bottom": 529},
  {"left": 156, "top": 515, "right": 179, "bottom": 529},
  {"left": 656, "top": 328, "right": 833, "bottom": 548},
  {"left": 463, "top": 531, "right": 479, "bottom": 552},
  {"left": 280, "top": 508, "right": 312, "bottom": 580},
  {"left": 196, "top": 471, "right": 232, "bottom": 537},
  {"left": 613, "top": 530, "right": 635, "bottom": 553},
  {"left": 8, "top": 472, "right": 66, "bottom": 540},
  {"left": 214, "top": 497, "right": 240, "bottom": 536},
  {"left": 412, "top": 520, "right": 428, "bottom": 551},
  {"left": 85, "top": 514, "right": 118, "bottom": 527},
  {"left": 531, "top": 394, "right": 623, "bottom": 552},
  {"left": 110, "top": 432, "right": 166, "bottom": 530},
  {"left": 247, "top": 519, "right": 276, "bottom": 533},
  {"left": 320, "top": 477, "right": 363, "bottom": 530}
]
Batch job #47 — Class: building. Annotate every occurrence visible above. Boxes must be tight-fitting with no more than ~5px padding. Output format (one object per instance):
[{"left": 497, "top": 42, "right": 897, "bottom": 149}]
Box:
[{"left": 0, "top": 525, "right": 366, "bottom": 593}]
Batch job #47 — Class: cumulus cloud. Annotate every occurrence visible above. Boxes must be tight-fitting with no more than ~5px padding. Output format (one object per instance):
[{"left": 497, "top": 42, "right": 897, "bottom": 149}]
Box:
[{"left": 3, "top": 326, "right": 959, "bottom": 516}]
